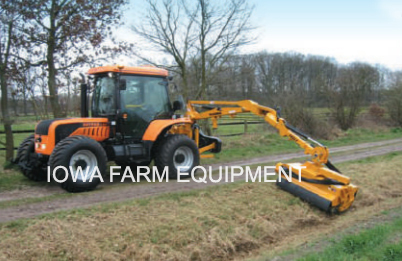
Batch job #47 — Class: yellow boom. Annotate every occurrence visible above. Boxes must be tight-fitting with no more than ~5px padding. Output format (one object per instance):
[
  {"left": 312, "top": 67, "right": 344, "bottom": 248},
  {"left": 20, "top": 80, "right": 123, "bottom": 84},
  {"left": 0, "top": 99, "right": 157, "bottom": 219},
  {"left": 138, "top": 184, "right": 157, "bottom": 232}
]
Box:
[{"left": 186, "top": 100, "right": 358, "bottom": 213}]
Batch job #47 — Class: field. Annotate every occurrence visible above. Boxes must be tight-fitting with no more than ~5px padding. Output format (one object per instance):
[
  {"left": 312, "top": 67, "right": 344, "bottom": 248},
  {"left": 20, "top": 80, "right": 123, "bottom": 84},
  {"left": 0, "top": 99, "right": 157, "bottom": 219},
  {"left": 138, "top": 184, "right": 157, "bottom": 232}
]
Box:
[{"left": 1, "top": 115, "right": 402, "bottom": 260}]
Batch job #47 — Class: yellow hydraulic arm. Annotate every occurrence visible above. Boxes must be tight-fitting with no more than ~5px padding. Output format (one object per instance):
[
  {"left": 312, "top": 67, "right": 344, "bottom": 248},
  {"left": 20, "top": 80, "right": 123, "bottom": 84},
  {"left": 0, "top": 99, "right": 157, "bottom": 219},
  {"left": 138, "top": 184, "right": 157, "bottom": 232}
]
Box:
[{"left": 186, "top": 100, "right": 358, "bottom": 213}]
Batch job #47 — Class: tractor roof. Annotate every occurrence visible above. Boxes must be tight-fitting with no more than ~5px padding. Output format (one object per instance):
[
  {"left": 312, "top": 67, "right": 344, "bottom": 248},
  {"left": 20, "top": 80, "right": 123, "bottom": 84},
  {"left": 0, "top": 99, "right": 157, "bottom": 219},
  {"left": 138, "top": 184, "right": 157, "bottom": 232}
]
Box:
[{"left": 87, "top": 65, "right": 168, "bottom": 77}]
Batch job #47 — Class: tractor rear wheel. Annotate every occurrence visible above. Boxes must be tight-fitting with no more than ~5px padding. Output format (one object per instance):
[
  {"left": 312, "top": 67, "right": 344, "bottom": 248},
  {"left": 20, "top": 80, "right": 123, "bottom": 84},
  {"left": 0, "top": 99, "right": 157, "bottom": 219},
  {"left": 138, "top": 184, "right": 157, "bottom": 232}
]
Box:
[
  {"left": 49, "top": 136, "right": 107, "bottom": 192},
  {"left": 155, "top": 135, "right": 199, "bottom": 179},
  {"left": 16, "top": 134, "right": 46, "bottom": 181}
]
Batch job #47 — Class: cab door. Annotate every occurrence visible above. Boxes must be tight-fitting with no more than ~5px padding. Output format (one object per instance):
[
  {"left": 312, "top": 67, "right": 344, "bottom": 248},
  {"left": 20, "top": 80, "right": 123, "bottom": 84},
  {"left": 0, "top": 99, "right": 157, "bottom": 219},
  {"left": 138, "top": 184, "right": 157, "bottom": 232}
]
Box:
[{"left": 119, "top": 75, "right": 172, "bottom": 139}]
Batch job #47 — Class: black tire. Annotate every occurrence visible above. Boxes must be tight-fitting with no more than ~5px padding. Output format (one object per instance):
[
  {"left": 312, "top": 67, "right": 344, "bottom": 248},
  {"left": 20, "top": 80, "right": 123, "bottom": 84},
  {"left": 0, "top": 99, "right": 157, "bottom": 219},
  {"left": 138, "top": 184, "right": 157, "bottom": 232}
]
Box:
[
  {"left": 49, "top": 136, "right": 107, "bottom": 192},
  {"left": 154, "top": 135, "right": 199, "bottom": 179},
  {"left": 16, "top": 134, "right": 46, "bottom": 181}
]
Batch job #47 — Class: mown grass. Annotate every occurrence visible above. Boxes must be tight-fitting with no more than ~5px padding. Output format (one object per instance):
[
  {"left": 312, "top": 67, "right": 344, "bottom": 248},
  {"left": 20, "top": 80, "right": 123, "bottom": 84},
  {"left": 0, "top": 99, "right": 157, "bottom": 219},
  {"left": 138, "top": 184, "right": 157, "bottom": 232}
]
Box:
[
  {"left": 203, "top": 127, "right": 402, "bottom": 164},
  {"left": 298, "top": 217, "right": 402, "bottom": 261},
  {"left": 0, "top": 166, "right": 46, "bottom": 191},
  {"left": 1, "top": 152, "right": 402, "bottom": 260}
]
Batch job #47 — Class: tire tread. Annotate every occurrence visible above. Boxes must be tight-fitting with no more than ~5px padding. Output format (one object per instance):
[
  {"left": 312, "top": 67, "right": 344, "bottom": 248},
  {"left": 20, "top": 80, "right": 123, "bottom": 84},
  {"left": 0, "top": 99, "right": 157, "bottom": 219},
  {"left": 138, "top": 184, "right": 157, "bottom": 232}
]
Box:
[
  {"left": 16, "top": 134, "right": 46, "bottom": 181},
  {"left": 49, "top": 135, "right": 107, "bottom": 192}
]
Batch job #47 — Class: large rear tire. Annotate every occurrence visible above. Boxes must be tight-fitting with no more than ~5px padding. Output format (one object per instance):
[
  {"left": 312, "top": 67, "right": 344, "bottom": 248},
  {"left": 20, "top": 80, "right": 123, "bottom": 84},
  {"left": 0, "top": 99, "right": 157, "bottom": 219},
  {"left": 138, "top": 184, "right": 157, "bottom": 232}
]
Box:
[
  {"left": 155, "top": 135, "right": 199, "bottom": 179},
  {"left": 49, "top": 136, "right": 107, "bottom": 192},
  {"left": 16, "top": 134, "right": 47, "bottom": 181}
]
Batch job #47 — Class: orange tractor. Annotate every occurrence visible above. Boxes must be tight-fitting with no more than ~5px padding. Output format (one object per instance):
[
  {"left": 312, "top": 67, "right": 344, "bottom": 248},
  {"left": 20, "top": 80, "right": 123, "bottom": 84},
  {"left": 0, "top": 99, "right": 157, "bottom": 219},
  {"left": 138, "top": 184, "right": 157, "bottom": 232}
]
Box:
[{"left": 15, "top": 65, "right": 357, "bottom": 213}]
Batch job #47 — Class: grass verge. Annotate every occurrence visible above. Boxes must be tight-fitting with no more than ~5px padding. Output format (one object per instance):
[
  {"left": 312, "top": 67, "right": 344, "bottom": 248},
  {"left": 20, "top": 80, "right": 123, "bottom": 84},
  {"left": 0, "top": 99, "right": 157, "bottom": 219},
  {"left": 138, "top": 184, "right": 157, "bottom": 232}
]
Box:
[
  {"left": 0, "top": 152, "right": 402, "bottom": 260},
  {"left": 297, "top": 216, "right": 402, "bottom": 261}
]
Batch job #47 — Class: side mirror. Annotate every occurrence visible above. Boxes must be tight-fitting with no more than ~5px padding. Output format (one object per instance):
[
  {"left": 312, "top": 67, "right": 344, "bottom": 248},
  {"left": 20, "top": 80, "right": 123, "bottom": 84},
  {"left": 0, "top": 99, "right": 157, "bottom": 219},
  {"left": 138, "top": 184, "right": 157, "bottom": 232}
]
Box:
[
  {"left": 173, "top": 100, "right": 183, "bottom": 111},
  {"left": 172, "top": 94, "right": 185, "bottom": 112},
  {"left": 119, "top": 79, "right": 126, "bottom": 90}
]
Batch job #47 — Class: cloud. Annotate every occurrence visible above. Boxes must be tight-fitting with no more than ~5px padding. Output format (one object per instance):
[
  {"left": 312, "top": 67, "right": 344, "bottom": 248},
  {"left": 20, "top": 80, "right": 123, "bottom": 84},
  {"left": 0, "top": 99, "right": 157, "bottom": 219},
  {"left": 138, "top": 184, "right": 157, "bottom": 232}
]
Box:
[{"left": 380, "top": 0, "right": 402, "bottom": 21}]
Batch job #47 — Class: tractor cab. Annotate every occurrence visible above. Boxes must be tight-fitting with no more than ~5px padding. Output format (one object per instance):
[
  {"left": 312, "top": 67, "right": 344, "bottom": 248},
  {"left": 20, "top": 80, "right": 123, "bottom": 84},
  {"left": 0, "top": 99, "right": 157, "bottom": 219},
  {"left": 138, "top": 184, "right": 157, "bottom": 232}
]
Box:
[{"left": 88, "top": 65, "right": 174, "bottom": 140}]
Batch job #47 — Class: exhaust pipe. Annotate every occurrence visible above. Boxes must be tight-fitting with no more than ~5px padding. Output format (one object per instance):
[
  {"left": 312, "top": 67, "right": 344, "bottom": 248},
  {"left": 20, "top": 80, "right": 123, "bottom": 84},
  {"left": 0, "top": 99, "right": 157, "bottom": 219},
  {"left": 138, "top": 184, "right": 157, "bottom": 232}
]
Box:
[{"left": 80, "top": 73, "right": 88, "bottom": 117}]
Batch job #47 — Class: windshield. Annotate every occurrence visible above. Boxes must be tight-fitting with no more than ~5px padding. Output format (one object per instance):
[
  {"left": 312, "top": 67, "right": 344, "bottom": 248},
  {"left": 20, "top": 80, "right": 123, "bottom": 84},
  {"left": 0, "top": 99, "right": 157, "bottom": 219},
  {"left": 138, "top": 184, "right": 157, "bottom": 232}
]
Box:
[{"left": 92, "top": 75, "right": 171, "bottom": 118}]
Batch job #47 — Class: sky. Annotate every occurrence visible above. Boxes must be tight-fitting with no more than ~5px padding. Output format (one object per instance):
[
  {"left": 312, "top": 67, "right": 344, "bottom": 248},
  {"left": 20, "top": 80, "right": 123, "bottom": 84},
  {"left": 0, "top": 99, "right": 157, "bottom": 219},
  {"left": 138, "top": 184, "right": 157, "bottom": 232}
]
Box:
[
  {"left": 122, "top": 0, "right": 402, "bottom": 70},
  {"left": 246, "top": 0, "right": 402, "bottom": 70}
]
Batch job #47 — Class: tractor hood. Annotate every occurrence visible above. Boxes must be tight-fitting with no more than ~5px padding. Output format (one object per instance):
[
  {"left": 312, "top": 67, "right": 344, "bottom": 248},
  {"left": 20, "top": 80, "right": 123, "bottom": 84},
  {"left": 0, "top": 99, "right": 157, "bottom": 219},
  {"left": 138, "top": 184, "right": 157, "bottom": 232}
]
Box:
[{"left": 34, "top": 118, "right": 110, "bottom": 155}]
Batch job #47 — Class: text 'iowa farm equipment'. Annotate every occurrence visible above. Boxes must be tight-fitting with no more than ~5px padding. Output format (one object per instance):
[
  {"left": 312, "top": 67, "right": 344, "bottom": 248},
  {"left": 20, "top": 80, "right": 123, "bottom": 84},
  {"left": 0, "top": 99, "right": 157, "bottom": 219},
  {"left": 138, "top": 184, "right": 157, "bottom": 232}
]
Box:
[{"left": 15, "top": 65, "right": 358, "bottom": 213}]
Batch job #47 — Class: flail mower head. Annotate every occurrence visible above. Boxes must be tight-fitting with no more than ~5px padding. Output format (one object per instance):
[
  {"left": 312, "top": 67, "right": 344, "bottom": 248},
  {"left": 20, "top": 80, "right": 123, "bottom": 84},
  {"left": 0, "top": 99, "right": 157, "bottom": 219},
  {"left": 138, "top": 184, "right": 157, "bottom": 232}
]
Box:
[{"left": 276, "top": 161, "right": 358, "bottom": 213}]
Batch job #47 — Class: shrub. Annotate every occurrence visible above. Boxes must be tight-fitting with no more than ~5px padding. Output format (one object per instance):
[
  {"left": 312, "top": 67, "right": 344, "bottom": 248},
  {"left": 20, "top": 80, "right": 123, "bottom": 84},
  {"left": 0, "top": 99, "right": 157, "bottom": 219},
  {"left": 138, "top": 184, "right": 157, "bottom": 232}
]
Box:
[
  {"left": 368, "top": 103, "right": 385, "bottom": 120},
  {"left": 386, "top": 84, "right": 402, "bottom": 127},
  {"left": 280, "top": 98, "right": 333, "bottom": 140}
]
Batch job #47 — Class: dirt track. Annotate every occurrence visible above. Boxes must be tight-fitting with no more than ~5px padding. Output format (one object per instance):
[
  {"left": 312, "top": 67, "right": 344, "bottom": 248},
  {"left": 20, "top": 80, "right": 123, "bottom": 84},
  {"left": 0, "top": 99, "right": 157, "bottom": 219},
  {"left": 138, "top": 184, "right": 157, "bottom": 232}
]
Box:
[{"left": 0, "top": 138, "right": 402, "bottom": 223}]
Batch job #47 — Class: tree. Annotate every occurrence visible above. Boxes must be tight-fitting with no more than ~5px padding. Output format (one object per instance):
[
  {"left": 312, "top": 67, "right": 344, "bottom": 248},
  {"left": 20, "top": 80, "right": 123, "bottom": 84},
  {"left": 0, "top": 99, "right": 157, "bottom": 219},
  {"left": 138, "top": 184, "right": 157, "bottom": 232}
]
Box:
[
  {"left": 11, "top": 61, "right": 34, "bottom": 116},
  {"left": 386, "top": 72, "right": 402, "bottom": 127},
  {"left": 330, "top": 63, "right": 380, "bottom": 130},
  {"left": 0, "top": 0, "right": 23, "bottom": 163},
  {"left": 191, "top": 0, "right": 254, "bottom": 99},
  {"left": 132, "top": 0, "right": 197, "bottom": 98},
  {"left": 21, "top": 0, "right": 127, "bottom": 118},
  {"left": 133, "top": 0, "right": 254, "bottom": 99}
]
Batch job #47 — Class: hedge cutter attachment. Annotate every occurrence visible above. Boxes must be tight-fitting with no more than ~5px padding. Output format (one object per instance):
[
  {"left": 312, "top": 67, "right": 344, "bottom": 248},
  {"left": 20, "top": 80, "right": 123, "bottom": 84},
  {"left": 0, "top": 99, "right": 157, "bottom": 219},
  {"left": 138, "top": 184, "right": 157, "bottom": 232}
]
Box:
[{"left": 187, "top": 100, "right": 358, "bottom": 213}]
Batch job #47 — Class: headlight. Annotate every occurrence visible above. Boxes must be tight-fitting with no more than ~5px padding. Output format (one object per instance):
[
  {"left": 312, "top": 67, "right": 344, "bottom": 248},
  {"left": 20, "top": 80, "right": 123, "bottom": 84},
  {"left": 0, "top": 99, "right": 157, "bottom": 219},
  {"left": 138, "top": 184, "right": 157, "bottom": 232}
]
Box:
[{"left": 41, "top": 144, "right": 46, "bottom": 150}]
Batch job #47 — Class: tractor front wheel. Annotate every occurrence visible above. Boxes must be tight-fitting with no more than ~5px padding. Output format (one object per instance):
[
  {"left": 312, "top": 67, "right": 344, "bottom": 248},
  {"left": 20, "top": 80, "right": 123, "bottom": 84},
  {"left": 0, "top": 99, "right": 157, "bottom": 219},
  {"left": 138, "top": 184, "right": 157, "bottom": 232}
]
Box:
[
  {"left": 49, "top": 136, "right": 107, "bottom": 192},
  {"left": 155, "top": 135, "right": 199, "bottom": 179}
]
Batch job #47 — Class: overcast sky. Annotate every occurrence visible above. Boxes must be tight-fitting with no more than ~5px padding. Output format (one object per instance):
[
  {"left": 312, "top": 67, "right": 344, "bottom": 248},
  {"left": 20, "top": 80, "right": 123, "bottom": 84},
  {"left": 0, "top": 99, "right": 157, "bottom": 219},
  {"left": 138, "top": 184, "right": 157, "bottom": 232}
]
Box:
[{"left": 122, "top": 0, "right": 402, "bottom": 70}]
